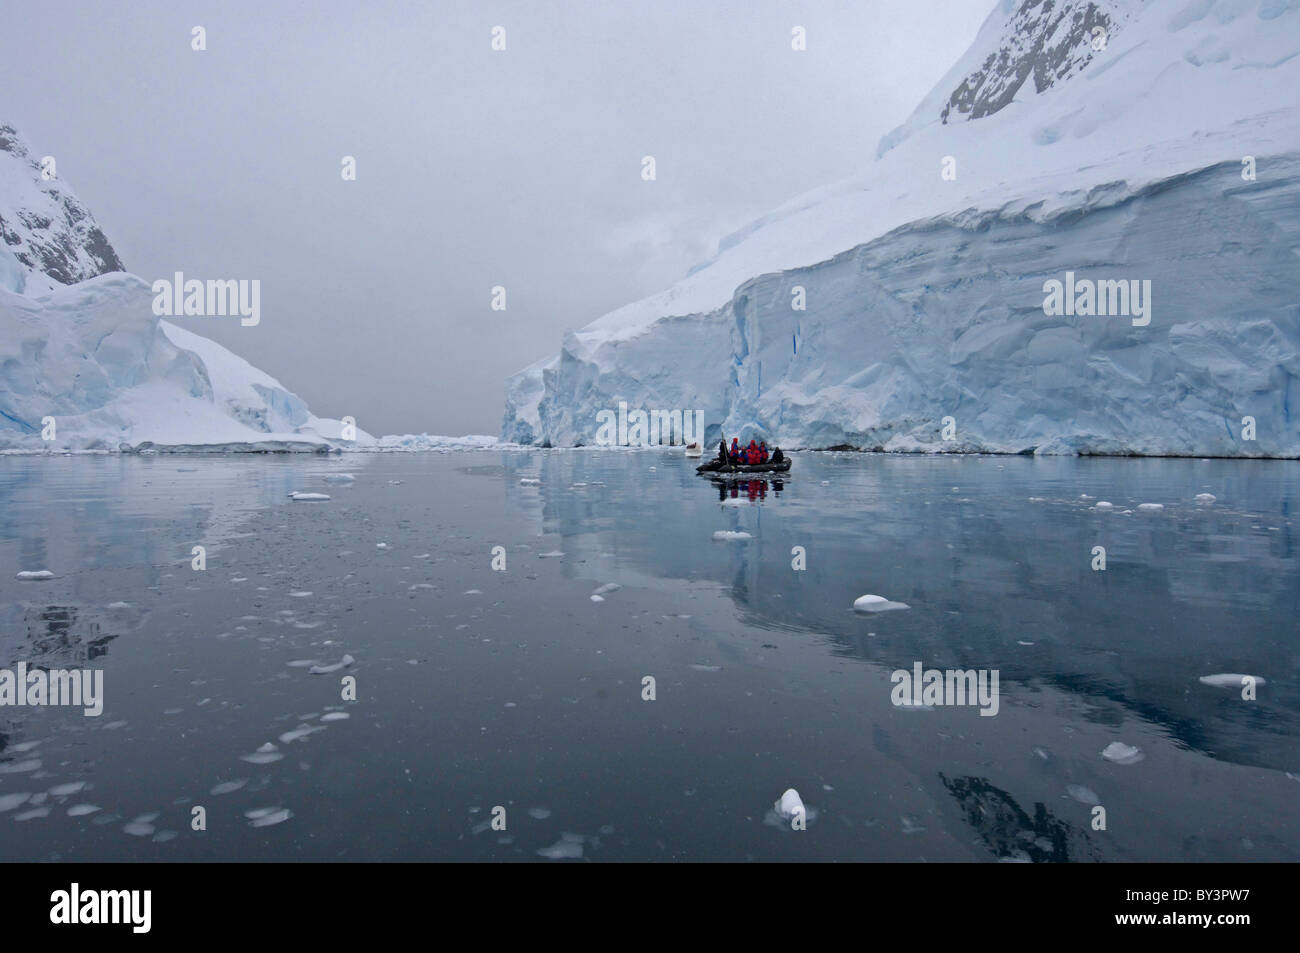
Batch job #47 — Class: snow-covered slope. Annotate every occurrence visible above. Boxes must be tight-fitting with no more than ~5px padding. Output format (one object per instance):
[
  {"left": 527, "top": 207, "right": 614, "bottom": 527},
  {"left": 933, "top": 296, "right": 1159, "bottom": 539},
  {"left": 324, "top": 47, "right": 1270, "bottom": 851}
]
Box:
[
  {"left": 504, "top": 0, "right": 1300, "bottom": 456},
  {"left": 0, "top": 122, "right": 373, "bottom": 452}
]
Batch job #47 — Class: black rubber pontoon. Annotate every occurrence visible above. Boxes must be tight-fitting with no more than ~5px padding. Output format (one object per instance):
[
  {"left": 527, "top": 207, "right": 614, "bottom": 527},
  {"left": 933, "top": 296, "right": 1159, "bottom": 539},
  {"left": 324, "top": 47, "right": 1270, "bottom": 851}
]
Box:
[{"left": 695, "top": 458, "right": 792, "bottom": 475}]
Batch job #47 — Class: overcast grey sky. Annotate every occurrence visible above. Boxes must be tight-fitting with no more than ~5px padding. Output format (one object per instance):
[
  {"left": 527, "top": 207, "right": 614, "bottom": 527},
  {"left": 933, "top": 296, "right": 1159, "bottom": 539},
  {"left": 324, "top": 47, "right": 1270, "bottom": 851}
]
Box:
[{"left": 3, "top": 0, "right": 992, "bottom": 436}]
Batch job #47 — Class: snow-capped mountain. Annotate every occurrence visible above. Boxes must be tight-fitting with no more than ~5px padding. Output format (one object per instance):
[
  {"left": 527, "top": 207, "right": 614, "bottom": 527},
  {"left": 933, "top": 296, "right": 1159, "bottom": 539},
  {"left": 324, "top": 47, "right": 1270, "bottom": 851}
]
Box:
[
  {"left": 0, "top": 123, "right": 369, "bottom": 452},
  {"left": 504, "top": 0, "right": 1300, "bottom": 456}
]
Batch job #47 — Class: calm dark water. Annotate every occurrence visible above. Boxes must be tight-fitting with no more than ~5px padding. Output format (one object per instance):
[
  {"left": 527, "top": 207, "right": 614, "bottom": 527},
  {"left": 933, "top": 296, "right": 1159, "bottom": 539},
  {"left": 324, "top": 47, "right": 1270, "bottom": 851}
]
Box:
[{"left": 0, "top": 450, "right": 1296, "bottom": 862}]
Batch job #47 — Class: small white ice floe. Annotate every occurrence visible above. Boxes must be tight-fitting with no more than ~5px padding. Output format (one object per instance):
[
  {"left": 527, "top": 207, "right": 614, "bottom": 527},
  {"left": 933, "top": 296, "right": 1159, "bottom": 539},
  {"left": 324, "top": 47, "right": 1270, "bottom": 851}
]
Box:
[
  {"left": 592, "top": 583, "right": 621, "bottom": 597},
  {"left": 123, "top": 813, "right": 159, "bottom": 837},
  {"left": 67, "top": 804, "right": 101, "bottom": 817},
  {"left": 690, "top": 664, "right": 721, "bottom": 672},
  {"left": 48, "top": 782, "right": 86, "bottom": 797},
  {"left": 1199, "top": 673, "right": 1266, "bottom": 688},
  {"left": 853, "top": 594, "right": 910, "bottom": 612},
  {"left": 1101, "top": 742, "right": 1144, "bottom": 765},
  {"left": 287, "top": 492, "right": 330, "bottom": 501},
  {"left": 1195, "top": 493, "right": 1216, "bottom": 503},
  {"left": 246, "top": 807, "right": 293, "bottom": 828},
  {"left": 774, "top": 788, "right": 805, "bottom": 820},
  {"left": 538, "top": 550, "right": 564, "bottom": 558},
  {"left": 519, "top": 478, "right": 541, "bottom": 486},
  {"left": 1137, "top": 503, "right": 1164, "bottom": 512},
  {"left": 322, "top": 474, "right": 356, "bottom": 484},
  {"left": 1066, "top": 784, "right": 1100, "bottom": 805},
  {"left": 107, "top": 601, "right": 131, "bottom": 609},
  {"left": 464, "top": 589, "right": 482, "bottom": 595},
  {"left": 0, "top": 793, "right": 31, "bottom": 812},
  {"left": 309, "top": 654, "right": 355, "bottom": 674},
  {"left": 1017, "top": 640, "right": 1035, "bottom": 646},
  {"left": 712, "top": 531, "right": 752, "bottom": 541},
  {"left": 240, "top": 743, "right": 285, "bottom": 765},
  {"left": 527, "top": 807, "right": 552, "bottom": 820},
  {"left": 15, "top": 570, "right": 54, "bottom": 581},
  {"left": 288, "top": 590, "right": 312, "bottom": 598},
  {"left": 210, "top": 780, "right": 248, "bottom": 796},
  {"left": 278, "top": 725, "right": 325, "bottom": 744},
  {"left": 537, "top": 833, "right": 585, "bottom": 859},
  {"left": 375, "top": 542, "right": 389, "bottom": 549},
  {"left": 1093, "top": 501, "right": 1113, "bottom": 510},
  {"left": 319, "top": 711, "right": 350, "bottom": 722}
]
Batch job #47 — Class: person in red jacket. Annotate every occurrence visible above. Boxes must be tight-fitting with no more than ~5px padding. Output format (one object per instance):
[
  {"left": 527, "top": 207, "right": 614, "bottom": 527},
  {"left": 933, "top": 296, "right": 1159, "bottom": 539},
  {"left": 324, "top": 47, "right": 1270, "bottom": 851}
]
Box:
[
  {"left": 729, "top": 437, "right": 741, "bottom": 464},
  {"left": 759, "top": 441, "right": 769, "bottom": 464},
  {"left": 746, "top": 440, "right": 758, "bottom": 464}
]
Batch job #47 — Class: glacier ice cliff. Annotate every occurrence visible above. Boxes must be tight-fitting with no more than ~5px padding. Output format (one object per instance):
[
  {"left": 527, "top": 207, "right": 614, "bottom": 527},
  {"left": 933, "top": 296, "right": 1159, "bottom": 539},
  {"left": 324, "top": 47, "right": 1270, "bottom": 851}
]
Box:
[{"left": 503, "top": 0, "right": 1300, "bottom": 456}]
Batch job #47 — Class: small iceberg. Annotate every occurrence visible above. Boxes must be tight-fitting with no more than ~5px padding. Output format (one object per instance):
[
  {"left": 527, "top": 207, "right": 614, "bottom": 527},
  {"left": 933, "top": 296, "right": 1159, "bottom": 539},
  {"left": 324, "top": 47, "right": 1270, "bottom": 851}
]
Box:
[
  {"left": 774, "top": 788, "right": 805, "bottom": 820},
  {"left": 1195, "top": 493, "right": 1216, "bottom": 503},
  {"left": 48, "top": 781, "right": 86, "bottom": 797},
  {"left": 1137, "top": 503, "right": 1164, "bottom": 512},
  {"left": 853, "top": 594, "right": 910, "bottom": 612},
  {"left": 210, "top": 780, "right": 248, "bottom": 796},
  {"left": 519, "top": 478, "right": 541, "bottom": 486},
  {"left": 1101, "top": 742, "right": 1144, "bottom": 765},
  {"left": 15, "top": 570, "right": 54, "bottom": 581},
  {"left": 240, "top": 742, "right": 284, "bottom": 765},
  {"left": 537, "top": 832, "right": 585, "bottom": 859},
  {"left": 246, "top": 807, "right": 293, "bottom": 828},
  {"left": 0, "top": 793, "right": 31, "bottom": 812},
  {"left": 712, "top": 531, "right": 752, "bottom": 541},
  {"left": 1199, "top": 673, "right": 1266, "bottom": 688},
  {"left": 1066, "top": 785, "right": 1100, "bottom": 805},
  {"left": 322, "top": 474, "right": 356, "bottom": 484},
  {"left": 1093, "top": 501, "right": 1113, "bottom": 510},
  {"left": 287, "top": 492, "right": 330, "bottom": 501},
  {"left": 309, "top": 654, "right": 355, "bottom": 674},
  {"left": 67, "top": 803, "right": 101, "bottom": 817},
  {"left": 319, "top": 711, "right": 350, "bottom": 722}
]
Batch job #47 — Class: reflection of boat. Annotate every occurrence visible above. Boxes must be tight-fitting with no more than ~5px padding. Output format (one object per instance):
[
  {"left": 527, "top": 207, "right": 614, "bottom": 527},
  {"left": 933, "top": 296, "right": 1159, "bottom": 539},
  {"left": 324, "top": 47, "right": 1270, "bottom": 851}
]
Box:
[
  {"left": 696, "top": 457, "right": 791, "bottom": 475},
  {"left": 684, "top": 442, "right": 703, "bottom": 458}
]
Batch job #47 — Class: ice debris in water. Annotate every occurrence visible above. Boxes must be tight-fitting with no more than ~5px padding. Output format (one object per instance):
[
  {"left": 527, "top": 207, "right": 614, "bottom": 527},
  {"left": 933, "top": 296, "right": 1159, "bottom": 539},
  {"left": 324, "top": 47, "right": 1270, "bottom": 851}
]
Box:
[
  {"left": 15, "top": 570, "right": 54, "bottom": 580},
  {"left": 0, "top": 793, "right": 31, "bottom": 812},
  {"left": 853, "top": 594, "right": 910, "bottom": 612},
  {"left": 537, "top": 551, "right": 564, "bottom": 558},
  {"left": 712, "top": 531, "right": 752, "bottom": 541},
  {"left": 592, "top": 583, "right": 621, "bottom": 597},
  {"left": 287, "top": 492, "right": 330, "bottom": 501},
  {"left": 319, "top": 711, "right": 350, "bottom": 722},
  {"left": 1199, "top": 673, "right": 1266, "bottom": 688},
  {"left": 210, "top": 780, "right": 248, "bottom": 796},
  {"left": 67, "top": 804, "right": 101, "bottom": 816},
  {"left": 519, "top": 478, "right": 541, "bottom": 486},
  {"left": 246, "top": 807, "right": 293, "bottom": 828},
  {"left": 1066, "top": 785, "right": 1100, "bottom": 805},
  {"left": 0, "top": 759, "right": 41, "bottom": 774},
  {"left": 527, "top": 807, "right": 552, "bottom": 820},
  {"left": 1195, "top": 493, "right": 1216, "bottom": 503},
  {"left": 123, "top": 814, "right": 158, "bottom": 836},
  {"left": 48, "top": 782, "right": 86, "bottom": 797},
  {"left": 537, "top": 832, "right": 586, "bottom": 859},
  {"left": 774, "top": 788, "right": 806, "bottom": 821},
  {"left": 1137, "top": 503, "right": 1164, "bottom": 512},
  {"left": 1101, "top": 742, "right": 1144, "bottom": 765},
  {"left": 241, "top": 743, "right": 285, "bottom": 765},
  {"left": 1093, "top": 501, "right": 1113, "bottom": 510},
  {"left": 322, "top": 474, "right": 355, "bottom": 484},
  {"left": 309, "top": 654, "right": 355, "bottom": 674},
  {"left": 13, "top": 807, "right": 50, "bottom": 821}
]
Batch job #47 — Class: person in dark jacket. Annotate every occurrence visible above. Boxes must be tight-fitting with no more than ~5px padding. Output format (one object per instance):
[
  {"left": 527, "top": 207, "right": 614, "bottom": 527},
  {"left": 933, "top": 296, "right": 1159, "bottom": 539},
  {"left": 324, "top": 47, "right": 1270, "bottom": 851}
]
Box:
[
  {"left": 771, "top": 447, "right": 784, "bottom": 464},
  {"left": 730, "top": 437, "right": 741, "bottom": 463}
]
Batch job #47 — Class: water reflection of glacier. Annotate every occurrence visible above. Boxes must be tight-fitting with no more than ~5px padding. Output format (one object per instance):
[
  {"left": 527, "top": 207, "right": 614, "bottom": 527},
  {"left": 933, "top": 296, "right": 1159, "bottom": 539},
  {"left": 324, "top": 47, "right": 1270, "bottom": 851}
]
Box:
[{"left": 503, "top": 449, "right": 1300, "bottom": 771}]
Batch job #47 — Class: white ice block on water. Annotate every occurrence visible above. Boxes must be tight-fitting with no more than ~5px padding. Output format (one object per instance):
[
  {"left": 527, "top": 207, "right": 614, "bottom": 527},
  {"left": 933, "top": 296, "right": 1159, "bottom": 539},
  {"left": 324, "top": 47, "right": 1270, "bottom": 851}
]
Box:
[
  {"left": 774, "top": 788, "right": 806, "bottom": 820},
  {"left": 1101, "top": 742, "right": 1144, "bottom": 765},
  {"left": 853, "top": 594, "right": 909, "bottom": 612},
  {"left": 15, "top": 570, "right": 54, "bottom": 580},
  {"left": 1199, "top": 673, "right": 1265, "bottom": 688}
]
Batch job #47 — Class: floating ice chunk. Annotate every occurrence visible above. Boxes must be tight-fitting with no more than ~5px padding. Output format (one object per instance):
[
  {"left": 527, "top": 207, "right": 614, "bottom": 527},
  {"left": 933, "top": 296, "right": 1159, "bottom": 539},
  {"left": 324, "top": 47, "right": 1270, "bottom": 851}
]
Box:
[
  {"left": 1093, "top": 501, "right": 1113, "bottom": 510},
  {"left": 322, "top": 474, "right": 356, "bottom": 484},
  {"left": 13, "top": 807, "right": 50, "bottom": 821},
  {"left": 592, "top": 583, "right": 621, "bottom": 596},
  {"left": 712, "top": 531, "right": 752, "bottom": 541},
  {"left": 0, "top": 793, "right": 31, "bottom": 812},
  {"left": 528, "top": 807, "right": 552, "bottom": 820},
  {"left": 774, "top": 788, "right": 806, "bottom": 821},
  {"left": 0, "top": 759, "right": 41, "bottom": 774},
  {"left": 1066, "top": 785, "right": 1100, "bottom": 805},
  {"left": 1137, "top": 503, "right": 1164, "bottom": 511},
  {"left": 107, "top": 601, "right": 132, "bottom": 609},
  {"left": 210, "top": 780, "right": 248, "bottom": 795},
  {"left": 519, "top": 478, "right": 541, "bottom": 486},
  {"left": 287, "top": 492, "right": 330, "bottom": 501},
  {"left": 853, "top": 594, "right": 910, "bottom": 612},
  {"left": 288, "top": 591, "right": 312, "bottom": 598},
  {"left": 1195, "top": 493, "right": 1216, "bottom": 503},
  {"left": 152, "top": 830, "right": 178, "bottom": 842},
  {"left": 538, "top": 551, "right": 564, "bottom": 558},
  {"left": 48, "top": 782, "right": 86, "bottom": 797},
  {"left": 537, "top": 832, "right": 585, "bottom": 859},
  {"left": 319, "top": 712, "right": 350, "bottom": 722},
  {"left": 1199, "top": 673, "right": 1266, "bottom": 688},
  {"left": 67, "top": 803, "right": 101, "bottom": 816},
  {"left": 286, "top": 659, "right": 320, "bottom": 668},
  {"left": 375, "top": 542, "right": 389, "bottom": 549},
  {"left": 247, "top": 807, "right": 293, "bottom": 828},
  {"left": 900, "top": 815, "right": 927, "bottom": 835},
  {"left": 590, "top": 594, "right": 604, "bottom": 602},
  {"left": 414, "top": 553, "right": 431, "bottom": 559},
  {"left": 240, "top": 743, "right": 284, "bottom": 765},
  {"left": 15, "top": 570, "right": 54, "bottom": 580},
  {"left": 464, "top": 589, "right": 482, "bottom": 595},
  {"left": 1017, "top": 640, "right": 1035, "bottom": 646},
  {"left": 309, "top": 654, "right": 355, "bottom": 674},
  {"left": 123, "top": 816, "right": 157, "bottom": 836},
  {"left": 409, "top": 583, "right": 434, "bottom": 590},
  {"left": 1101, "top": 742, "right": 1144, "bottom": 765},
  {"left": 690, "top": 664, "right": 721, "bottom": 672},
  {"left": 278, "top": 725, "right": 325, "bottom": 744}
]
